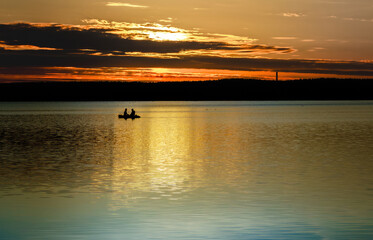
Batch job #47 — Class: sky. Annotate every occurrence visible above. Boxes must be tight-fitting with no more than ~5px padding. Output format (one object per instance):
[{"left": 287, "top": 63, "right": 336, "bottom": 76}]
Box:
[{"left": 0, "top": 0, "right": 372, "bottom": 82}]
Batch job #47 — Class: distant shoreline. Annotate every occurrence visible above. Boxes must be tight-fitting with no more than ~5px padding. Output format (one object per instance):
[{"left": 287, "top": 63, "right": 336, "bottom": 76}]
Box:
[{"left": 0, "top": 78, "right": 372, "bottom": 101}]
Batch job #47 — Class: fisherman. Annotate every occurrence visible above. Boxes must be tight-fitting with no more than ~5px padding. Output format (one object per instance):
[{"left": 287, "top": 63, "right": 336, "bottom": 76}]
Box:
[
  {"left": 124, "top": 108, "right": 129, "bottom": 117},
  {"left": 129, "top": 108, "right": 136, "bottom": 117}
]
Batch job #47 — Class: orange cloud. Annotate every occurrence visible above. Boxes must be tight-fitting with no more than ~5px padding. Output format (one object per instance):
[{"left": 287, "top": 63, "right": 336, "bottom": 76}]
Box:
[
  {"left": 282, "top": 13, "right": 306, "bottom": 17},
  {"left": 106, "top": 2, "right": 149, "bottom": 8}
]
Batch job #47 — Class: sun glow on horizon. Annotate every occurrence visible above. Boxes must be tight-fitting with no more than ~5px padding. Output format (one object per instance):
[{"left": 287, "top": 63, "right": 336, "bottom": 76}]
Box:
[
  {"left": 2, "top": 66, "right": 369, "bottom": 84},
  {"left": 148, "top": 31, "right": 188, "bottom": 41}
]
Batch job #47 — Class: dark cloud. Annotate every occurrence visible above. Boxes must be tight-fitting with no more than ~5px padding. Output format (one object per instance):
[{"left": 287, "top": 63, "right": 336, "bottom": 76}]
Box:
[
  {"left": 178, "top": 57, "right": 373, "bottom": 76},
  {"left": 0, "top": 49, "right": 372, "bottom": 76},
  {"left": 246, "top": 45, "right": 295, "bottom": 53},
  {"left": 0, "top": 22, "right": 295, "bottom": 54},
  {"left": 0, "top": 22, "right": 230, "bottom": 54}
]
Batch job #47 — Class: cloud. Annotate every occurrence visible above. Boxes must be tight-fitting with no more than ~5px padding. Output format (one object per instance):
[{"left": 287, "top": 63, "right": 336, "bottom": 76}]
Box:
[
  {"left": 0, "top": 41, "right": 59, "bottom": 51},
  {"left": 0, "top": 22, "right": 371, "bottom": 78},
  {"left": 159, "top": 18, "right": 173, "bottom": 23},
  {"left": 246, "top": 45, "right": 295, "bottom": 53},
  {"left": 343, "top": 17, "right": 373, "bottom": 22},
  {"left": 282, "top": 13, "right": 306, "bottom": 18},
  {"left": 194, "top": 8, "right": 208, "bottom": 11},
  {"left": 82, "top": 19, "right": 258, "bottom": 44},
  {"left": 308, "top": 47, "right": 325, "bottom": 52},
  {"left": 0, "top": 22, "right": 231, "bottom": 54},
  {"left": 272, "top": 37, "right": 298, "bottom": 40},
  {"left": 0, "top": 22, "right": 294, "bottom": 57},
  {"left": 1, "top": 48, "right": 372, "bottom": 76},
  {"left": 106, "top": 2, "right": 149, "bottom": 8},
  {"left": 326, "top": 15, "right": 373, "bottom": 22},
  {"left": 0, "top": 66, "right": 259, "bottom": 82}
]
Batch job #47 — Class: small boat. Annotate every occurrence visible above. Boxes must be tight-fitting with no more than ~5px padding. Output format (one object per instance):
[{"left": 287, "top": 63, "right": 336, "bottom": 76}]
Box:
[{"left": 118, "top": 114, "right": 141, "bottom": 119}]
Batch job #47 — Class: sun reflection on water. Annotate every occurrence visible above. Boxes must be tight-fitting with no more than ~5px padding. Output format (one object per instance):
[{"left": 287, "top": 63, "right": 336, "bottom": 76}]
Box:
[{"left": 108, "top": 109, "right": 201, "bottom": 210}]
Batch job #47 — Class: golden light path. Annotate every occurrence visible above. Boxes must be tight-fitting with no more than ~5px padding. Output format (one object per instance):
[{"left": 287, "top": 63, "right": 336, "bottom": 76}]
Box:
[{"left": 108, "top": 107, "right": 245, "bottom": 210}]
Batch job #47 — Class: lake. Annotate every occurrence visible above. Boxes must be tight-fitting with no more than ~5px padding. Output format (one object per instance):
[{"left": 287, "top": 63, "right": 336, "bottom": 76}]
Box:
[{"left": 0, "top": 101, "right": 372, "bottom": 240}]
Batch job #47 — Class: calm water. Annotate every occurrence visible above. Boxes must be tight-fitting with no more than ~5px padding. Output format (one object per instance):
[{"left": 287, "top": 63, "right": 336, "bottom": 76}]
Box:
[{"left": 0, "top": 101, "right": 372, "bottom": 240}]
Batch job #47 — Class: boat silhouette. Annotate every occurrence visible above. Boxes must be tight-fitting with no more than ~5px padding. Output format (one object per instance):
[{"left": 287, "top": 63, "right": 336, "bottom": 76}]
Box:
[{"left": 118, "top": 114, "right": 140, "bottom": 119}]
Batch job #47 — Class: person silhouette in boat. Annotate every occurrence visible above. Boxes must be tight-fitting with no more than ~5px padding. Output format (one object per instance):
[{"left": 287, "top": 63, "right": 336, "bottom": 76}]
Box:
[
  {"left": 123, "top": 108, "right": 129, "bottom": 117},
  {"left": 129, "top": 108, "right": 136, "bottom": 117}
]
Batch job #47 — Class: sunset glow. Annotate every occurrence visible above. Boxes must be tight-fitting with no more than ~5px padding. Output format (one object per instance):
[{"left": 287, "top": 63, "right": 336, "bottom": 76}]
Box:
[
  {"left": 0, "top": 0, "right": 372, "bottom": 82},
  {"left": 148, "top": 32, "right": 188, "bottom": 41}
]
